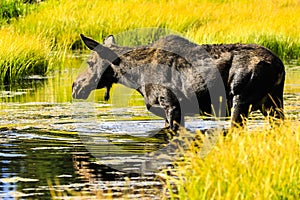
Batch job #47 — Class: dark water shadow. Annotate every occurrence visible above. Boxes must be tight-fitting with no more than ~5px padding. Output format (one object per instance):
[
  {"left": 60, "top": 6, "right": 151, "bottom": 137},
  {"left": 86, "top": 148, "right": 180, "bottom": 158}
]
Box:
[{"left": 0, "top": 128, "right": 164, "bottom": 199}]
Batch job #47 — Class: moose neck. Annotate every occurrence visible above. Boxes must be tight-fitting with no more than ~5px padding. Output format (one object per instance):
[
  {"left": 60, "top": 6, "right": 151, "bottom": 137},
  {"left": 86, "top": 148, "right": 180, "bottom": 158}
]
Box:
[
  {"left": 113, "top": 59, "right": 142, "bottom": 90},
  {"left": 112, "top": 47, "right": 174, "bottom": 90}
]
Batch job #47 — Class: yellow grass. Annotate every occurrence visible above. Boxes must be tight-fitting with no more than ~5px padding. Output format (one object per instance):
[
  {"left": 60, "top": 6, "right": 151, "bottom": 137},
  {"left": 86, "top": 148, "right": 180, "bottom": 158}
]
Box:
[
  {"left": 162, "top": 121, "right": 300, "bottom": 199},
  {"left": 9, "top": 0, "right": 300, "bottom": 58},
  {"left": 1, "top": 0, "right": 300, "bottom": 82},
  {"left": 0, "top": 29, "right": 53, "bottom": 82}
]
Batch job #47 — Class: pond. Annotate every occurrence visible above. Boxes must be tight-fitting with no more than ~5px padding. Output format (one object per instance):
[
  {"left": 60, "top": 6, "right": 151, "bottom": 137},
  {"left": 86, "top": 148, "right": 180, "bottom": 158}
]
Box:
[{"left": 0, "top": 56, "right": 299, "bottom": 199}]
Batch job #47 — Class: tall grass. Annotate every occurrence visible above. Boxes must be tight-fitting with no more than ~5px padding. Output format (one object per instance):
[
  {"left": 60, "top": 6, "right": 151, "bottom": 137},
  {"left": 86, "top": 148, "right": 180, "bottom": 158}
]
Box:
[
  {"left": 0, "top": 30, "right": 53, "bottom": 83},
  {"left": 0, "top": 0, "right": 51, "bottom": 83},
  {"left": 0, "top": 0, "right": 38, "bottom": 24},
  {"left": 162, "top": 122, "right": 300, "bottom": 199},
  {"left": 11, "top": 0, "right": 300, "bottom": 58},
  {"left": 1, "top": 0, "right": 300, "bottom": 82}
]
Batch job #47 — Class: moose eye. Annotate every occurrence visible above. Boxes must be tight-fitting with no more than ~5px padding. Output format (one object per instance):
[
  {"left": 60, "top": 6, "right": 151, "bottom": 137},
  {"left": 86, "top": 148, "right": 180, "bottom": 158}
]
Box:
[{"left": 87, "top": 60, "right": 93, "bottom": 66}]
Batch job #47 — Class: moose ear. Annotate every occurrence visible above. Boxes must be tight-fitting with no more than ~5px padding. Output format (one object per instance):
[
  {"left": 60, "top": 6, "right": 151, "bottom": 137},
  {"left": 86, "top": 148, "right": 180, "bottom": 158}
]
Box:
[
  {"left": 80, "top": 34, "right": 120, "bottom": 64},
  {"left": 80, "top": 34, "right": 100, "bottom": 50},
  {"left": 104, "top": 35, "right": 116, "bottom": 46}
]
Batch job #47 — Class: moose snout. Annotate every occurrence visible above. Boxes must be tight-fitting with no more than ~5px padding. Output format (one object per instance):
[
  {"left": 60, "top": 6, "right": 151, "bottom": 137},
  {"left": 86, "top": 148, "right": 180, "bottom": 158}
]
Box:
[
  {"left": 72, "top": 78, "right": 94, "bottom": 100},
  {"left": 72, "top": 81, "right": 85, "bottom": 99}
]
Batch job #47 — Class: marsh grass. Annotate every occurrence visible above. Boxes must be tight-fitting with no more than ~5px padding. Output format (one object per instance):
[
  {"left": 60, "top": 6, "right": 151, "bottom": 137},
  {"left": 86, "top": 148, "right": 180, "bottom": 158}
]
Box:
[
  {"left": 1, "top": 0, "right": 300, "bottom": 82},
  {"left": 0, "top": 0, "right": 37, "bottom": 24},
  {"left": 10, "top": 0, "right": 300, "bottom": 58},
  {"left": 0, "top": 30, "right": 53, "bottom": 83},
  {"left": 162, "top": 121, "right": 300, "bottom": 199}
]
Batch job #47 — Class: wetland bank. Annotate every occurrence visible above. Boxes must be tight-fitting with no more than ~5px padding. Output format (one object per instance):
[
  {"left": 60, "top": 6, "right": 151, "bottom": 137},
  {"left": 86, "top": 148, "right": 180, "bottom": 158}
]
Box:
[{"left": 1, "top": 0, "right": 300, "bottom": 199}]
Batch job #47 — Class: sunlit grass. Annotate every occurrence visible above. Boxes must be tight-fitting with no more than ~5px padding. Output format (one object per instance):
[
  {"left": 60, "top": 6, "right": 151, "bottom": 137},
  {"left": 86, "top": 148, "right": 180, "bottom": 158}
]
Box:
[
  {"left": 0, "top": 29, "right": 54, "bottom": 83},
  {"left": 162, "top": 121, "right": 300, "bottom": 199},
  {"left": 1, "top": 0, "right": 300, "bottom": 82},
  {"left": 9, "top": 0, "right": 300, "bottom": 59}
]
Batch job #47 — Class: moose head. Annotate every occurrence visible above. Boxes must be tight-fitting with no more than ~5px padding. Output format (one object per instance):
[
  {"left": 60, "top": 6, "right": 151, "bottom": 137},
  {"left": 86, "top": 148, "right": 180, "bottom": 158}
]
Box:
[{"left": 72, "top": 34, "right": 119, "bottom": 100}]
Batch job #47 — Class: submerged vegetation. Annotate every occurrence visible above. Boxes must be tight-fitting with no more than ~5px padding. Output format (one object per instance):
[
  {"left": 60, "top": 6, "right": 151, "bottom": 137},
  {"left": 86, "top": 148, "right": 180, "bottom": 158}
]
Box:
[{"left": 1, "top": 0, "right": 300, "bottom": 82}]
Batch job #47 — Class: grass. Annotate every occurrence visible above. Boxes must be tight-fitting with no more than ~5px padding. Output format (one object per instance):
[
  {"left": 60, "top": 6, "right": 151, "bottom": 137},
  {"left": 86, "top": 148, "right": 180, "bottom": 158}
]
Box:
[
  {"left": 1, "top": 0, "right": 300, "bottom": 83},
  {"left": 0, "top": 0, "right": 38, "bottom": 24},
  {"left": 0, "top": 0, "right": 52, "bottom": 83},
  {"left": 162, "top": 122, "right": 300, "bottom": 199},
  {"left": 0, "top": 29, "right": 53, "bottom": 83},
  {"left": 12, "top": 0, "right": 300, "bottom": 56}
]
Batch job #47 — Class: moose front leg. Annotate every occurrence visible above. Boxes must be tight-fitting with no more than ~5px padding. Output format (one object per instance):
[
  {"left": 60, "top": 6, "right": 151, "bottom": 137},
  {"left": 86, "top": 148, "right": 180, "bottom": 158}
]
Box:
[
  {"left": 143, "top": 85, "right": 183, "bottom": 131},
  {"left": 158, "top": 95, "right": 182, "bottom": 131},
  {"left": 146, "top": 104, "right": 172, "bottom": 128},
  {"left": 146, "top": 100, "right": 181, "bottom": 130},
  {"left": 104, "top": 86, "right": 111, "bottom": 101}
]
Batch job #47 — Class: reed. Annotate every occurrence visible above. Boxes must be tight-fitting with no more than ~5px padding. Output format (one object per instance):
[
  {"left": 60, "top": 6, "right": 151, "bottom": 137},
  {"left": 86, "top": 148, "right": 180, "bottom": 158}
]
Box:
[{"left": 162, "top": 121, "right": 300, "bottom": 199}]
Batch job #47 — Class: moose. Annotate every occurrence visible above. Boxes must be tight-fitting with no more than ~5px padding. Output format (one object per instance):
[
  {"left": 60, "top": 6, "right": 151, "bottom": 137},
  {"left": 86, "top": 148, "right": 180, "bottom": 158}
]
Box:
[{"left": 72, "top": 34, "right": 285, "bottom": 131}]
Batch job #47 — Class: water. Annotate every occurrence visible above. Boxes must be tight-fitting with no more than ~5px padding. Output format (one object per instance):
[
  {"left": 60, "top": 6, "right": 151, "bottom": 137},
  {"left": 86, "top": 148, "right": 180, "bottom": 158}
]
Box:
[{"left": 0, "top": 57, "right": 299, "bottom": 199}]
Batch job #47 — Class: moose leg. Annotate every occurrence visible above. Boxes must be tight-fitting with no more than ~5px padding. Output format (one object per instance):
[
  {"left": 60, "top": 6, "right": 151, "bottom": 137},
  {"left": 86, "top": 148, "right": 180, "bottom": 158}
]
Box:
[
  {"left": 146, "top": 103, "right": 171, "bottom": 127},
  {"left": 260, "top": 94, "right": 284, "bottom": 123},
  {"left": 231, "top": 95, "right": 250, "bottom": 128},
  {"left": 104, "top": 85, "right": 111, "bottom": 101},
  {"left": 145, "top": 104, "right": 169, "bottom": 130},
  {"left": 146, "top": 104, "right": 165, "bottom": 118},
  {"left": 157, "top": 90, "right": 182, "bottom": 131},
  {"left": 259, "top": 79, "right": 284, "bottom": 125},
  {"left": 159, "top": 97, "right": 181, "bottom": 131},
  {"left": 143, "top": 85, "right": 183, "bottom": 130}
]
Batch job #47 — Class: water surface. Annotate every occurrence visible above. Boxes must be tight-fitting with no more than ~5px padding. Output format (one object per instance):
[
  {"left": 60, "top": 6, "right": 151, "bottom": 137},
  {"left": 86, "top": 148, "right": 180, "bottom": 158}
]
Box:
[{"left": 0, "top": 58, "right": 299, "bottom": 199}]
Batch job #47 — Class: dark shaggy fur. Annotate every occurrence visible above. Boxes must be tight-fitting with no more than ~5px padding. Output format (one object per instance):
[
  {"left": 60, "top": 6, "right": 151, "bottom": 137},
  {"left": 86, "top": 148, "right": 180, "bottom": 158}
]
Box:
[{"left": 72, "top": 34, "right": 285, "bottom": 130}]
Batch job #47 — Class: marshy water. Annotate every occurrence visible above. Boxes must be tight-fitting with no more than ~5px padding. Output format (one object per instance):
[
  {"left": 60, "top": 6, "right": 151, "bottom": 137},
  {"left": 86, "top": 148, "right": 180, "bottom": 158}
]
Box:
[{"left": 0, "top": 56, "right": 299, "bottom": 199}]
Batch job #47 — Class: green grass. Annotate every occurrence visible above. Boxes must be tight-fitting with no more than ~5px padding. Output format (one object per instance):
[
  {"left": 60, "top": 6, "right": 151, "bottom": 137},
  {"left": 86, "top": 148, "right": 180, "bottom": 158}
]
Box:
[
  {"left": 162, "top": 122, "right": 300, "bottom": 199},
  {"left": 0, "top": 30, "right": 53, "bottom": 83},
  {"left": 1, "top": 0, "right": 300, "bottom": 81},
  {"left": 0, "top": 0, "right": 52, "bottom": 83},
  {"left": 0, "top": 0, "right": 38, "bottom": 24}
]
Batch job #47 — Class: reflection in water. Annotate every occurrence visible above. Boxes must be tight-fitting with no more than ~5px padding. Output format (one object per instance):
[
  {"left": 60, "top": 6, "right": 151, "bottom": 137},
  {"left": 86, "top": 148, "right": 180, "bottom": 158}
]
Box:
[
  {"left": 0, "top": 60, "right": 299, "bottom": 198},
  {"left": 0, "top": 130, "right": 164, "bottom": 199},
  {"left": 0, "top": 130, "right": 78, "bottom": 199}
]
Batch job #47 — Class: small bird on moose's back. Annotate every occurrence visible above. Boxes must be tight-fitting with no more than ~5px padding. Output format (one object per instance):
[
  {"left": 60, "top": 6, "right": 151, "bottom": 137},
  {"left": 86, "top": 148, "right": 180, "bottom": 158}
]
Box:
[{"left": 72, "top": 34, "right": 285, "bottom": 131}]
